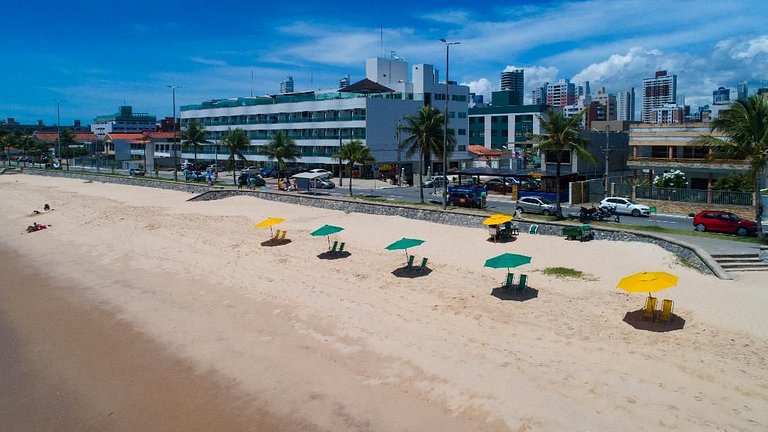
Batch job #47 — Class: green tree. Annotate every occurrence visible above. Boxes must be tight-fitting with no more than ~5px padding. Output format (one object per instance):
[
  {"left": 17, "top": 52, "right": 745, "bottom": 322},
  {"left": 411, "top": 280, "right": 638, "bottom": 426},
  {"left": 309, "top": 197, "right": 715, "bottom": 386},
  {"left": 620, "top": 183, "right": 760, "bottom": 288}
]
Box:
[
  {"left": 222, "top": 128, "right": 250, "bottom": 185},
  {"left": 531, "top": 107, "right": 594, "bottom": 218},
  {"left": 262, "top": 131, "right": 301, "bottom": 185},
  {"left": 335, "top": 139, "right": 375, "bottom": 196},
  {"left": 181, "top": 120, "right": 209, "bottom": 169},
  {"left": 712, "top": 173, "right": 753, "bottom": 192},
  {"left": 692, "top": 95, "right": 768, "bottom": 237},
  {"left": 401, "top": 105, "right": 454, "bottom": 203}
]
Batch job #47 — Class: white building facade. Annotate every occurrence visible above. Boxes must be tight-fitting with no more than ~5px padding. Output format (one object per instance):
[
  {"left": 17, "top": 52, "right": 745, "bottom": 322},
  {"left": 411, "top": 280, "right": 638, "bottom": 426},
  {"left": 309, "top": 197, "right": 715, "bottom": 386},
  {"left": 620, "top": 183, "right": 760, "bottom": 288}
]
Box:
[{"left": 179, "top": 58, "right": 470, "bottom": 171}]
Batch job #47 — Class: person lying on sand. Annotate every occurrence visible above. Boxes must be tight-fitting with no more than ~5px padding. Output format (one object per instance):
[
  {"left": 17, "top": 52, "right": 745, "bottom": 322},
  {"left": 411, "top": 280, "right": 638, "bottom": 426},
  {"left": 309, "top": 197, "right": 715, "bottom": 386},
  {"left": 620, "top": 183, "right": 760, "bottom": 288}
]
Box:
[{"left": 25, "top": 222, "right": 49, "bottom": 233}]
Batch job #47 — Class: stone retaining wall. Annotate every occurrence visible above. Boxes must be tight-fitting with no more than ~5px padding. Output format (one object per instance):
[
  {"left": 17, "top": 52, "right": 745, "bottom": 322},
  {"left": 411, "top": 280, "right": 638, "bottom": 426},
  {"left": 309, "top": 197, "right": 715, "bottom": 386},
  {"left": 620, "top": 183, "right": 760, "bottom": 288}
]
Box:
[{"left": 17, "top": 168, "right": 716, "bottom": 276}]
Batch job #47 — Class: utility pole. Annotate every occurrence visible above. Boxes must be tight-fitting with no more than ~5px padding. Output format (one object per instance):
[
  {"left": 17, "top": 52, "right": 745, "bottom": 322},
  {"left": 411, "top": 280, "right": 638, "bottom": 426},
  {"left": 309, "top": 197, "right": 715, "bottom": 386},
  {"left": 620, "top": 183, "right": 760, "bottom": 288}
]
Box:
[
  {"left": 168, "top": 85, "right": 180, "bottom": 182},
  {"left": 56, "top": 101, "right": 61, "bottom": 163},
  {"left": 395, "top": 119, "right": 403, "bottom": 187},
  {"left": 604, "top": 124, "right": 611, "bottom": 198},
  {"left": 440, "top": 38, "right": 460, "bottom": 210},
  {"left": 338, "top": 134, "right": 343, "bottom": 187}
]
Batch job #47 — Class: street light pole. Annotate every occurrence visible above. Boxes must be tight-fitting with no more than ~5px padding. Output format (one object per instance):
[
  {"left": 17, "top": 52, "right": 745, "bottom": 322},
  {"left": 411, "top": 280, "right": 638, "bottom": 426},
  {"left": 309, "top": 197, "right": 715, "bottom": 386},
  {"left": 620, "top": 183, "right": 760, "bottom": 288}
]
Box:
[
  {"left": 338, "top": 134, "right": 343, "bottom": 187},
  {"left": 396, "top": 119, "right": 403, "bottom": 187},
  {"left": 440, "top": 38, "right": 460, "bottom": 210},
  {"left": 604, "top": 124, "right": 610, "bottom": 198},
  {"left": 56, "top": 101, "right": 61, "bottom": 162},
  {"left": 168, "top": 85, "right": 180, "bottom": 181}
]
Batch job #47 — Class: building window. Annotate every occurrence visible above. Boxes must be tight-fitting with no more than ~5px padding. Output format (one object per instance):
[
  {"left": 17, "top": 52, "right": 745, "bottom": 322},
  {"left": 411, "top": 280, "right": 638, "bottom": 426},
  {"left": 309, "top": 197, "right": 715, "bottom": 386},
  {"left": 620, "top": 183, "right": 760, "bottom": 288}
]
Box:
[{"left": 458, "top": 129, "right": 466, "bottom": 136}]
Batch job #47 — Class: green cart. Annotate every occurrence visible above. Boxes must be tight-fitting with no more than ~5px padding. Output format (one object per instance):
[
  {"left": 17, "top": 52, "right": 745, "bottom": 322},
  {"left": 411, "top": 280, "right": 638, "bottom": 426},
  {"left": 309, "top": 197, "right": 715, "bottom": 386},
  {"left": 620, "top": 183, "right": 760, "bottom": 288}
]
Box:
[{"left": 562, "top": 224, "right": 594, "bottom": 241}]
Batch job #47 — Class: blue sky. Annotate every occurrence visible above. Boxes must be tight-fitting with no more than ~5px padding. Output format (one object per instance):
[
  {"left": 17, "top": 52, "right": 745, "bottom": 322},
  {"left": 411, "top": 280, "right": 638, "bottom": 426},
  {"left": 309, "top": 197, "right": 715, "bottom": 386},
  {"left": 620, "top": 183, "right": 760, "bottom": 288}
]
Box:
[{"left": 2, "top": 0, "right": 767, "bottom": 125}]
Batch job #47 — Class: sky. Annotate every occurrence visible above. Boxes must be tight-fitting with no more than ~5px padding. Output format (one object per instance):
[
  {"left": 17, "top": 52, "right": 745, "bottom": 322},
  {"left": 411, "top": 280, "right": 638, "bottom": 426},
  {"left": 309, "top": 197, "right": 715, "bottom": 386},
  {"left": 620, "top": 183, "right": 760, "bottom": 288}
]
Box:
[{"left": 2, "top": 0, "right": 767, "bottom": 126}]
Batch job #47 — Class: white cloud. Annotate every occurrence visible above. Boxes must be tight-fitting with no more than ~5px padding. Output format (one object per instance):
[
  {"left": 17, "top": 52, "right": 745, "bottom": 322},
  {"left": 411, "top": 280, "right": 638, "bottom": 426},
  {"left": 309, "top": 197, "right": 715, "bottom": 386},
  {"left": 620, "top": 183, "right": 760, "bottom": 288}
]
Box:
[
  {"left": 729, "top": 35, "right": 768, "bottom": 61},
  {"left": 464, "top": 78, "right": 492, "bottom": 100}
]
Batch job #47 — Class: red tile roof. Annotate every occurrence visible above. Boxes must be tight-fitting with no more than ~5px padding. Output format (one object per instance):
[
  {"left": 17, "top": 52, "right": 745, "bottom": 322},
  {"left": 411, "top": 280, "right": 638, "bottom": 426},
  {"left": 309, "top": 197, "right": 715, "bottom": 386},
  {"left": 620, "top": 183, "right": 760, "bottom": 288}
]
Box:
[
  {"left": 468, "top": 145, "right": 503, "bottom": 157},
  {"left": 106, "top": 133, "right": 145, "bottom": 140},
  {"left": 33, "top": 131, "right": 98, "bottom": 143}
]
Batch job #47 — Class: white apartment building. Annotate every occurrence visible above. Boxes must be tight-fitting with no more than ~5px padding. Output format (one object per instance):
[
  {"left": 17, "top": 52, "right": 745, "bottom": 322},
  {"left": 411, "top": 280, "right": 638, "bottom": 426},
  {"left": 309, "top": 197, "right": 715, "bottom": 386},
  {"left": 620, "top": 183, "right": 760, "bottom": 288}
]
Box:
[
  {"left": 617, "top": 89, "right": 635, "bottom": 121},
  {"left": 179, "top": 57, "right": 470, "bottom": 171},
  {"left": 91, "top": 105, "right": 157, "bottom": 138}
]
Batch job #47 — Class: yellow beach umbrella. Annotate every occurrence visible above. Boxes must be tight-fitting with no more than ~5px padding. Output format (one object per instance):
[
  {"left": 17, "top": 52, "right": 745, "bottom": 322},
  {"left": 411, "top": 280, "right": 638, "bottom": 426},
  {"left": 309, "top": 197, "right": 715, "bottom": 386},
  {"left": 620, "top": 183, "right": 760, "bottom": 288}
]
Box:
[
  {"left": 617, "top": 271, "right": 678, "bottom": 297},
  {"left": 255, "top": 217, "right": 285, "bottom": 237},
  {"left": 483, "top": 214, "right": 513, "bottom": 226}
]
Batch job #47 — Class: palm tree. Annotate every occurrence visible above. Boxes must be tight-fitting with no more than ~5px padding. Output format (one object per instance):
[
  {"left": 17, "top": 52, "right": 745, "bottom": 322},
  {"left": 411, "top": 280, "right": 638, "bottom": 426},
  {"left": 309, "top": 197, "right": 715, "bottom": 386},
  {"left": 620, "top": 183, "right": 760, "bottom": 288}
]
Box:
[
  {"left": 222, "top": 128, "right": 250, "bottom": 185},
  {"left": 335, "top": 139, "right": 375, "bottom": 196},
  {"left": 692, "top": 95, "right": 768, "bottom": 237},
  {"left": 181, "top": 120, "right": 209, "bottom": 169},
  {"left": 401, "top": 105, "right": 454, "bottom": 203},
  {"left": 262, "top": 131, "right": 301, "bottom": 185},
  {"left": 531, "top": 107, "right": 594, "bottom": 218}
]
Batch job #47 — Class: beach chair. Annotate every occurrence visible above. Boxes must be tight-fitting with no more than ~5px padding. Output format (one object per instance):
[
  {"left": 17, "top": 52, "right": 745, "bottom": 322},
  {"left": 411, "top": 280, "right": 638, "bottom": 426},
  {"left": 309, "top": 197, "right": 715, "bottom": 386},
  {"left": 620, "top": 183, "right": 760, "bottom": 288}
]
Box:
[
  {"left": 528, "top": 224, "right": 539, "bottom": 234},
  {"left": 418, "top": 257, "right": 428, "bottom": 274},
  {"left": 504, "top": 273, "right": 515, "bottom": 290},
  {"left": 338, "top": 242, "right": 345, "bottom": 253},
  {"left": 516, "top": 274, "right": 527, "bottom": 292},
  {"left": 280, "top": 230, "right": 287, "bottom": 240},
  {"left": 272, "top": 230, "right": 281, "bottom": 240},
  {"left": 406, "top": 255, "right": 415, "bottom": 268},
  {"left": 642, "top": 296, "right": 657, "bottom": 320},
  {"left": 330, "top": 240, "right": 338, "bottom": 252},
  {"left": 659, "top": 299, "right": 674, "bottom": 323}
]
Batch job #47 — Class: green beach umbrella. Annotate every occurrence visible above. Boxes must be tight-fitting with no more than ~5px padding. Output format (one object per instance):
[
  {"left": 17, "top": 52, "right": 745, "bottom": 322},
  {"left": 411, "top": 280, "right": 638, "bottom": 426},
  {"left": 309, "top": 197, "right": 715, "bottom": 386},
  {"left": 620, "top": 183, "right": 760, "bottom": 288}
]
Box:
[
  {"left": 311, "top": 224, "right": 345, "bottom": 248},
  {"left": 484, "top": 253, "right": 532, "bottom": 276},
  {"left": 385, "top": 237, "right": 425, "bottom": 258}
]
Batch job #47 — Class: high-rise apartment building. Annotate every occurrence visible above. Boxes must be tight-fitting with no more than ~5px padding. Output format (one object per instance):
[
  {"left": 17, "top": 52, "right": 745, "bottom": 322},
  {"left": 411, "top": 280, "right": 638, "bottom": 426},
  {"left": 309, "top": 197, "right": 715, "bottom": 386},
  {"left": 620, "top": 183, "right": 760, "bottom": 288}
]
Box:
[
  {"left": 642, "top": 70, "right": 677, "bottom": 123},
  {"left": 594, "top": 86, "right": 616, "bottom": 121},
  {"left": 500, "top": 69, "right": 524, "bottom": 105},
  {"left": 339, "top": 75, "right": 350, "bottom": 89},
  {"left": 617, "top": 88, "right": 635, "bottom": 121},
  {"left": 547, "top": 79, "right": 576, "bottom": 109},
  {"left": 713, "top": 87, "right": 731, "bottom": 105},
  {"left": 280, "top": 76, "right": 294, "bottom": 94},
  {"left": 531, "top": 83, "right": 548, "bottom": 105},
  {"left": 737, "top": 81, "right": 749, "bottom": 101}
]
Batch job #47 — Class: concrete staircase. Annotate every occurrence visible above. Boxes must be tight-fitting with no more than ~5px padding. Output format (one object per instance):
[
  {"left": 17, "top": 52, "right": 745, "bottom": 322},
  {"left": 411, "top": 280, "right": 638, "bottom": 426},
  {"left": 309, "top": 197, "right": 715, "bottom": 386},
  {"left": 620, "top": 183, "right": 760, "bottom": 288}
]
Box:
[{"left": 711, "top": 254, "right": 768, "bottom": 272}]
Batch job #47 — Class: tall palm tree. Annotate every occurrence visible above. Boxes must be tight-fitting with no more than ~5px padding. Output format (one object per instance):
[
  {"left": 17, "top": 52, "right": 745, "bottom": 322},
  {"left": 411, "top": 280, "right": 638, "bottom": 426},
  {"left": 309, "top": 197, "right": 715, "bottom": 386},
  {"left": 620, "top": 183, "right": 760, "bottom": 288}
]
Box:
[
  {"left": 181, "top": 120, "right": 209, "bottom": 169},
  {"left": 531, "top": 107, "right": 594, "bottom": 218},
  {"left": 262, "top": 131, "right": 301, "bottom": 185},
  {"left": 692, "top": 95, "right": 768, "bottom": 237},
  {"left": 401, "top": 105, "right": 454, "bottom": 203},
  {"left": 222, "top": 128, "right": 250, "bottom": 185},
  {"left": 335, "top": 139, "right": 375, "bottom": 196}
]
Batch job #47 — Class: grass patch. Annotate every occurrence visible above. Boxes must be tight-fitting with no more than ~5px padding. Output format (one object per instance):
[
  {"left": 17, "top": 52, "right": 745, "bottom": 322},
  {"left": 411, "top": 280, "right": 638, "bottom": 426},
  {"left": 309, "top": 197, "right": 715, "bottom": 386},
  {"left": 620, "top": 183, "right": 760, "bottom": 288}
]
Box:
[
  {"left": 540, "top": 267, "right": 597, "bottom": 280},
  {"left": 675, "top": 256, "right": 704, "bottom": 272}
]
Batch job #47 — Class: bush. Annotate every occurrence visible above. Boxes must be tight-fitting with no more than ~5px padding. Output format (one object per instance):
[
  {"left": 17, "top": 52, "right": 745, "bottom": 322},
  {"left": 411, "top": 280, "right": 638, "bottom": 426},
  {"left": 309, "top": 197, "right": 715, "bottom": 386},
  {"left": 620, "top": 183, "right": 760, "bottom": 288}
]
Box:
[{"left": 653, "top": 170, "right": 687, "bottom": 188}]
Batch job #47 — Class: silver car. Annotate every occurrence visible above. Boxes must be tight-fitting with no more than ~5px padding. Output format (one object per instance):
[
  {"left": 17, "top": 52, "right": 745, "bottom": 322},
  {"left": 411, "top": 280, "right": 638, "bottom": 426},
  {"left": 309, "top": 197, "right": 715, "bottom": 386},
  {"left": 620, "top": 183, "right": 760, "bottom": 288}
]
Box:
[{"left": 516, "top": 196, "right": 556, "bottom": 215}]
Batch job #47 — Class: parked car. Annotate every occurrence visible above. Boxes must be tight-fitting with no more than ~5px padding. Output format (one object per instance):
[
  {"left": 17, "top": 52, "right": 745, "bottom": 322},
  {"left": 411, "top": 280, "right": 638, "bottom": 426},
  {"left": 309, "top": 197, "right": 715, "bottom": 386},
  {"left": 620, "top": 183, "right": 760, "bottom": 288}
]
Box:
[
  {"left": 185, "top": 170, "right": 207, "bottom": 181},
  {"left": 308, "top": 168, "right": 333, "bottom": 179},
  {"left": 516, "top": 196, "right": 556, "bottom": 215},
  {"left": 240, "top": 166, "right": 260, "bottom": 175},
  {"left": 128, "top": 168, "right": 146, "bottom": 176},
  {"left": 208, "top": 163, "right": 225, "bottom": 172},
  {"left": 599, "top": 197, "right": 651, "bottom": 217},
  {"left": 484, "top": 178, "right": 517, "bottom": 192},
  {"left": 692, "top": 211, "right": 758, "bottom": 236},
  {"left": 247, "top": 174, "right": 266, "bottom": 187},
  {"left": 448, "top": 190, "right": 483, "bottom": 208},
  {"left": 310, "top": 178, "right": 335, "bottom": 189},
  {"left": 423, "top": 176, "right": 448, "bottom": 188},
  {"left": 260, "top": 166, "right": 278, "bottom": 178}
]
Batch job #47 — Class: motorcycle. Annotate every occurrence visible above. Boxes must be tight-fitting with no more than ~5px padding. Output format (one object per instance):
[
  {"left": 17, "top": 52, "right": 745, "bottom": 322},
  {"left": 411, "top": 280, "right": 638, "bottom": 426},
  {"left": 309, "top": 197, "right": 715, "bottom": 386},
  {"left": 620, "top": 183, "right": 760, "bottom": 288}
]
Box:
[{"left": 579, "top": 205, "right": 603, "bottom": 223}]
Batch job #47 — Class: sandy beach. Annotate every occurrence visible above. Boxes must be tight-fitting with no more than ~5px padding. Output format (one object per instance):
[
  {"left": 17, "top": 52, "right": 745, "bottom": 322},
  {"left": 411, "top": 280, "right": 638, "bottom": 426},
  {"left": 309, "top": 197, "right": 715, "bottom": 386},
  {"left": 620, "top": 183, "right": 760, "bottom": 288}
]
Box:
[{"left": 1, "top": 173, "right": 767, "bottom": 431}]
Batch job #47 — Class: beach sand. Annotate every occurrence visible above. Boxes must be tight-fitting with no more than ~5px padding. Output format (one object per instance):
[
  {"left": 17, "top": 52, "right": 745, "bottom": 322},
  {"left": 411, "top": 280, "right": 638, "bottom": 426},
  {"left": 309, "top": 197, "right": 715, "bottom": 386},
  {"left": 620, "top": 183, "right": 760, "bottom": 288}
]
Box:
[{"left": 1, "top": 173, "right": 766, "bottom": 431}]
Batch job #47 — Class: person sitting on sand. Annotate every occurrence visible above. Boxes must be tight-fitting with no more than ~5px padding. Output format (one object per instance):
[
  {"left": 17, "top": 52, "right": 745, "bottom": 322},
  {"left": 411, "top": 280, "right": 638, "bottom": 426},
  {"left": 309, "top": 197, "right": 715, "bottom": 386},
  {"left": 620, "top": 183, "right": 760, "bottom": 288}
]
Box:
[{"left": 44, "top": 204, "right": 52, "bottom": 211}]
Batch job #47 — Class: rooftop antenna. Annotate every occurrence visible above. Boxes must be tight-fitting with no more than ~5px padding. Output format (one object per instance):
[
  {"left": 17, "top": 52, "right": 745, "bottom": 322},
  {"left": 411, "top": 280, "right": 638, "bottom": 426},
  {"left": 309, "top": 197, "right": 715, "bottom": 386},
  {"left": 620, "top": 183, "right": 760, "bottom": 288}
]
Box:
[
  {"left": 380, "top": 26, "right": 384, "bottom": 57},
  {"left": 250, "top": 69, "right": 254, "bottom": 97}
]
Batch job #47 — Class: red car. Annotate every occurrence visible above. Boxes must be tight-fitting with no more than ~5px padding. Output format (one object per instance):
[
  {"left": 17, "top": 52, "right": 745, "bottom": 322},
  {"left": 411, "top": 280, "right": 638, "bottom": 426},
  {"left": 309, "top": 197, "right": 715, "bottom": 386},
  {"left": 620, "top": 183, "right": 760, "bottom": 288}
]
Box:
[{"left": 692, "top": 211, "right": 758, "bottom": 236}]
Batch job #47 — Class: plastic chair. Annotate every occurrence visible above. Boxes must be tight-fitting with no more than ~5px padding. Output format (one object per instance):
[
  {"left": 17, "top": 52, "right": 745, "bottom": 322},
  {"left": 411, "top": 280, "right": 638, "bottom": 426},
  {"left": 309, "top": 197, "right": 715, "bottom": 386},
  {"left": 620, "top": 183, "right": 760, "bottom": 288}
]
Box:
[
  {"left": 280, "top": 230, "right": 287, "bottom": 240},
  {"left": 529, "top": 224, "right": 539, "bottom": 234},
  {"left": 504, "top": 273, "right": 515, "bottom": 290},
  {"left": 516, "top": 274, "right": 527, "bottom": 292},
  {"left": 272, "top": 230, "right": 281, "bottom": 239},
  {"left": 330, "top": 241, "right": 338, "bottom": 252},
  {"left": 338, "top": 242, "right": 345, "bottom": 253},
  {"left": 659, "top": 299, "right": 674, "bottom": 323},
  {"left": 418, "top": 257, "right": 428, "bottom": 274},
  {"left": 406, "top": 255, "right": 415, "bottom": 268},
  {"left": 642, "top": 296, "right": 657, "bottom": 320}
]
